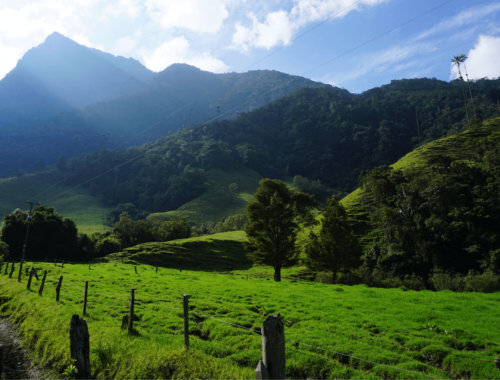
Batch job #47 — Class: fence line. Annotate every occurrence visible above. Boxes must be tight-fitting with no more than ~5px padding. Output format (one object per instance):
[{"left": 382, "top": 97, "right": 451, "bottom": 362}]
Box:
[{"left": 3, "top": 262, "right": 497, "bottom": 378}]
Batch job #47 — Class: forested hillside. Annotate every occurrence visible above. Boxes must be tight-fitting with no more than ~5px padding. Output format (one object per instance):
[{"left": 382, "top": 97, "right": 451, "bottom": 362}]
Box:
[
  {"left": 38, "top": 77, "right": 500, "bottom": 219},
  {"left": 0, "top": 64, "right": 326, "bottom": 178}
]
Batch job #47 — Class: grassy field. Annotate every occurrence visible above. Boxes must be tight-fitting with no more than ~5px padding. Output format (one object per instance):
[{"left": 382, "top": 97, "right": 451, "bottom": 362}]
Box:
[
  {"left": 0, "top": 260, "right": 499, "bottom": 379},
  {"left": 0, "top": 172, "right": 114, "bottom": 235},
  {"left": 147, "top": 165, "right": 261, "bottom": 225}
]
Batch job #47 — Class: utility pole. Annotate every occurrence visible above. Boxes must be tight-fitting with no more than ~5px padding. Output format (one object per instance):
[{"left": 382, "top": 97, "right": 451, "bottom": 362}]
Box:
[{"left": 22, "top": 201, "right": 40, "bottom": 262}]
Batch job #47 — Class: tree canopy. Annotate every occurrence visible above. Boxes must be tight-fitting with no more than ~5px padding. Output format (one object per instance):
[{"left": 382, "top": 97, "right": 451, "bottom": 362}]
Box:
[{"left": 244, "top": 179, "right": 317, "bottom": 281}]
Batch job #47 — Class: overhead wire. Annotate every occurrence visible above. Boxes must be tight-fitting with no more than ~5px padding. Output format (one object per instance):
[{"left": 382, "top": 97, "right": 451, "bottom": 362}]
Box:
[
  {"left": 41, "top": 0, "right": 454, "bottom": 205},
  {"left": 28, "top": 0, "right": 365, "bottom": 202}
]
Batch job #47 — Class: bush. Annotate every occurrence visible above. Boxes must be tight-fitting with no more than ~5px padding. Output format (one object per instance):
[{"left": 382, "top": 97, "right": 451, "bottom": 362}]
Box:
[
  {"left": 430, "top": 272, "right": 465, "bottom": 292},
  {"left": 95, "top": 237, "right": 122, "bottom": 257},
  {"left": 464, "top": 271, "right": 500, "bottom": 293}
]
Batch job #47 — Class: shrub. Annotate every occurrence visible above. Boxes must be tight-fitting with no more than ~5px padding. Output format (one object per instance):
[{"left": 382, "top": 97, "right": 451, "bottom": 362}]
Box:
[
  {"left": 95, "top": 237, "right": 122, "bottom": 257},
  {"left": 430, "top": 272, "right": 465, "bottom": 292},
  {"left": 464, "top": 271, "right": 500, "bottom": 293}
]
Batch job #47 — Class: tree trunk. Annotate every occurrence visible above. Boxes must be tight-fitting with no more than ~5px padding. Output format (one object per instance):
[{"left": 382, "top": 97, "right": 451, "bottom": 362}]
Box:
[{"left": 274, "top": 267, "right": 281, "bottom": 282}]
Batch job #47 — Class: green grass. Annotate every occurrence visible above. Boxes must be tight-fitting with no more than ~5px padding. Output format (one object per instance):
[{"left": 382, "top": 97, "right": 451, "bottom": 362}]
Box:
[
  {"left": 1, "top": 261, "right": 499, "bottom": 379},
  {"left": 0, "top": 172, "right": 114, "bottom": 235},
  {"left": 147, "top": 165, "right": 261, "bottom": 225}
]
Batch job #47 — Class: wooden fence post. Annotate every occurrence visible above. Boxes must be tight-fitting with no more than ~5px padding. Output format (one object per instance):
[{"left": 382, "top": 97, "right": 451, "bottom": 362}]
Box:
[
  {"left": 255, "top": 360, "right": 269, "bottom": 380},
  {"left": 56, "top": 276, "right": 63, "bottom": 302},
  {"left": 17, "top": 261, "right": 23, "bottom": 282},
  {"left": 183, "top": 294, "right": 189, "bottom": 349},
  {"left": 9, "top": 262, "right": 15, "bottom": 278},
  {"left": 128, "top": 288, "right": 135, "bottom": 334},
  {"left": 39, "top": 270, "right": 47, "bottom": 296},
  {"left": 261, "top": 314, "right": 285, "bottom": 379},
  {"left": 88, "top": 262, "right": 90, "bottom": 270},
  {"left": 247, "top": 274, "right": 249, "bottom": 280},
  {"left": 27, "top": 268, "right": 34, "bottom": 290},
  {"left": 0, "top": 343, "right": 3, "bottom": 377},
  {"left": 156, "top": 266, "right": 158, "bottom": 274},
  {"left": 83, "top": 281, "right": 89, "bottom": 316},
  {"left": 69, "top": 315, "right": 91, "bottom": 379},
  {"left": 3, "top": 261, "right": 8, "bottom": 275},
  {"left": 134, "top": 266, "right": 137, "bottom": 274},
  {"left": 54, "top": 258, "right": 56, "bottom": 266},
  {"left": 62, "top": 260, "right": 64, "bottom": 269},
  {"left": 495, "top": 356, "right": 500, "bottom": 372}
]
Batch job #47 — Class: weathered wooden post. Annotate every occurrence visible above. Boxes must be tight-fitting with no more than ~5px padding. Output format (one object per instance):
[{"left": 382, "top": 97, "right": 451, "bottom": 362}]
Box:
[
  {"left": 3, "top": 261, "right": 8, "bottom": 275},
  {"left": 183, "top": 294, "right": 189, "bottom": 349},
  {"left": 255, "top": 360, "right": 269, "bottom": 380},
  {"left": 247, "top": 274, "right": 249, "bottom": 280},
  {"left": 9, "top": 262, "right": 15, "bottom": 278},
  {"left": 134, "top": 266, "right": 137, "bottom": 274},
  {"left": 56, "top": 276, "right": 63, "bottom": 302},
  {"left": 88, "top": 262, "right": 90, "bottom": 270},
  {"left": 39, "top": 270, "right": 47, "bottom": 296},
  {"left": 54, "top": 258, "right": 56, "bottom": 266},
  {"left": 62, "top": 260, "right": 64, "bottom": 269},
  {"left": 495, "top": 356, "right": 500, "bottom": 372},
  {"left": 260, "top": 314, "right": 285, "bottom": 379},
  {"left": 82, "top": 281, "right": 89, "bottom": 316},
  {"left": 128, "top": 288, "right": 135, "bottom": 334},
  {"left": 17, "top": 261, "right": 23, "bottom": 282},
  {"left": 156, "top": 266, "right": 158, "bottom": 274},
  {"left": 69, "top": 315, "right": 91, "bottom": 379},
  {"left": 27, "top": 267, "right": 34, "bottom": 290}
]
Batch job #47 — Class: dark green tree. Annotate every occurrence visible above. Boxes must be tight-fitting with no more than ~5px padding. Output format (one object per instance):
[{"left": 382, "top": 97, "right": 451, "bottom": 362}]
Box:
[
  {"left": 1, "top": 206, "right": 78, "bottom": 261},
  {"left": 155, "top": 218, "right": 191, "bottom": 241},
  {"left": 305, "top": 196, "right": 362, "bottom": 283},
  {"left": 244, "top": 179, "right": 318, "bottom": 281}
]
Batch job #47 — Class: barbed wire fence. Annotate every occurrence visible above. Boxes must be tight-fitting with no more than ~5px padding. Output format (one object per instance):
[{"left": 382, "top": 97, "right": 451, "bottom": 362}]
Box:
[{"left": 1, "top": 260, "right": 498, "bottom": 380}]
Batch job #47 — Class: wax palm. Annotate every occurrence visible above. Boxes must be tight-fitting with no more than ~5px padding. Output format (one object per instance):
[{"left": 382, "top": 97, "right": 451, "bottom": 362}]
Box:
[
  {"left": 452, "top": 55, "right": 469, "bottom": 123},
  {"left": 459, "top": 54, "right": 477, "bottom": 119}
]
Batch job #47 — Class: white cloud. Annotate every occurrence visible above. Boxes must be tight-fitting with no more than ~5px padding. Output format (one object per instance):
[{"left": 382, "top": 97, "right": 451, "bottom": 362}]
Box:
[
  {"left": 72, "top": 34, "right": 106, "bottom": 50},
  {"left": 144, "top": 0, "right": 233, "bottom": 34},
  {"left": 450, "top": 35, "right": 500, "bottom": 80},
  {"left": 102, "top": 0, "right": 142, "bottom": 19},
  {"left": 113, "top": 34, "right": 139, "bottom": 56},
  {"left": 413, "top": 2, "right": 500, "bottom": 42},
  {"left": 141, "top": 36, "right": 229, "bottom": 73},
  {"left": 232, "top": 0, "right": 388, "bottom": 51},
  {"left": 339, "top": 43, "right": 435, "bottom": 81},
  {"left": 0, "top": 38, "right": 23, "bottom": 78}
]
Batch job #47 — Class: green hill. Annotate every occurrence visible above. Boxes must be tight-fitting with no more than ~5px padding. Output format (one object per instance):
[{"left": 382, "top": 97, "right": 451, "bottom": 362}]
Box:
[
  {"left": 339, "top": 118, "right": 500, "bottom": 247},
  {"left": 0, "top": 172, "right": 114, "bottom": 235},
  {"left": 147, "top": 165, "right": 261, "bottom": 225}
]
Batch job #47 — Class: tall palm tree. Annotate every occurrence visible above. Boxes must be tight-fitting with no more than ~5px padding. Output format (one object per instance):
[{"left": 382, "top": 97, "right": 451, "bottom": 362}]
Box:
[
  {"left": 459, "top": 54, "right": 477, "bottom": 119},
  {"left": 452, "top": 55, "right": 469, "bottom": 123}
]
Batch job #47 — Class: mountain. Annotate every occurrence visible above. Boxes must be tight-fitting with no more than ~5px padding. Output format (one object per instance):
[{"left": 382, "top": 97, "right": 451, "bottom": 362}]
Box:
[
  {"left": 0, "top": 32, "right": 153, "bottom": 124},
  {"left": 0, "top": 62, "right": 327, "bottom": 178}
]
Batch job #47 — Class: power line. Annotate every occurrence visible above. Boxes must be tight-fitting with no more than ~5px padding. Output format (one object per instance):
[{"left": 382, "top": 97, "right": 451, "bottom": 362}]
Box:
[
  {"left": 41, "top": 0, "right": 453, "bottom": 205},
  {"left": 28, "top": 0, "right": 365, "bottom": 202}
]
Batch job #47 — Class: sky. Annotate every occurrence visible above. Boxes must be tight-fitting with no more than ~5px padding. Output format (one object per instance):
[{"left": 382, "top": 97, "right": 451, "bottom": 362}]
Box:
[{"left": 0, "top": 0, "right": 499, "bottom": 93}]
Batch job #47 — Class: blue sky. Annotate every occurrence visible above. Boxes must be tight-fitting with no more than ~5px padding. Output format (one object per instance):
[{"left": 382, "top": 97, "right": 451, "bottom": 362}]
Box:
[{"left": 1, "top": 0, "right": 499, "bottom": 93}]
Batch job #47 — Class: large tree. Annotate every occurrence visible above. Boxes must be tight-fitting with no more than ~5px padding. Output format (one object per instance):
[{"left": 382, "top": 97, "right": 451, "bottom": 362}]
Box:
[
  {"left": 244, "top": 178, "right": 317, "bottom": 281},
  {"left": 1, "top": 206, "right": 79, "bottom": 262},
  {"left": 305, "top": 196, "right": 362, "bottom": 283}
]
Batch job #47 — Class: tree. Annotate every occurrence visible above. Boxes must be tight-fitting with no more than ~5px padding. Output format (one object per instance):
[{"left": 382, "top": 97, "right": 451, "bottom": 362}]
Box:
[
  {"left": 244, "top": 179, "right": 318, "bottom": 281},
  {"left": 228, "top": 183, "right": 238, "bottom": 204},
  {"left": 305, "top": 196, "right": 362, "bottom": 283},
  {"left": 155, "top": 218, "right": 191, "bottom": 241},
  {"left": 0, "top": 241, "right": 9, "bottom": 260},
  {"left": 452, "top": 55, "right": 470, "bottom": 123},
  {"left": 460, "top": 54, "right": 477, "bottom": 119},
  {"left": 1, "top": 206, "right": 78, "bottom": 261}
]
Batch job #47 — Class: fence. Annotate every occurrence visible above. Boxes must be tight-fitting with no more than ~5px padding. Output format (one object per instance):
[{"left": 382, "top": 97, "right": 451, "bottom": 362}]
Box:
[{"left": 1, "top": 260, "right": 499, "bottom": 379}]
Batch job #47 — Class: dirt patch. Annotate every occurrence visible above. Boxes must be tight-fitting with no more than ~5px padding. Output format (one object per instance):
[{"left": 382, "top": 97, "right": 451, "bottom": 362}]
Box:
[{"left": 0, "top": 314, "right": 48, "bottom": 379}]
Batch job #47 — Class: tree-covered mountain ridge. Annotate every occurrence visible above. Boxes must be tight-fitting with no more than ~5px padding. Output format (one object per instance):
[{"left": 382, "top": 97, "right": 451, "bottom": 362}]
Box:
[
  {"left": 0, "top": 33, "right": 327, "bottom": 178},
  {"left": 32, "top": 77, "right": 500, "bottom": 222}
]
